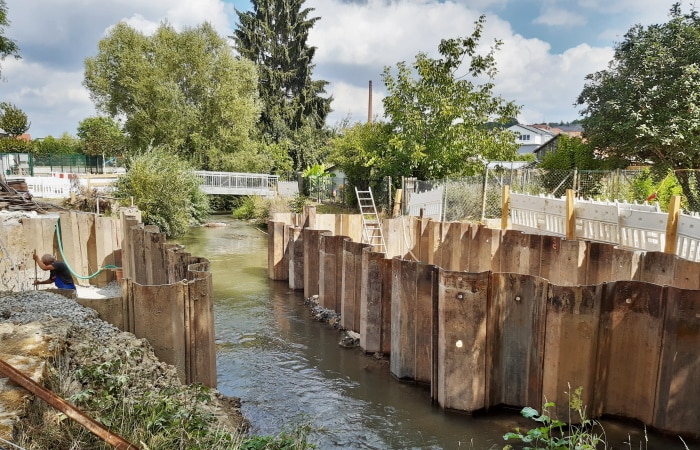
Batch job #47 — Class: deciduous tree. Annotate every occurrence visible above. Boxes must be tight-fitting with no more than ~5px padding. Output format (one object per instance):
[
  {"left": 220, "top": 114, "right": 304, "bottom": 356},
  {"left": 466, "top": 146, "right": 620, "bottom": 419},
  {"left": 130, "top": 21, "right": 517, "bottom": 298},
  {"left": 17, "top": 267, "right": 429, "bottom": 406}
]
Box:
[
  {"left": 0, "top": 0, "right": 19, "bottom": 78},
  {"left": 577, "top": 3, "right": 700, "bottom": 210},
  {"left": 77, "top": 116, "right": 126, "bottom": 157},
  {"left": 84, "top": 22, "right": 261, "bottom": 171},
  {"left": 0, "top": 102, "right": 28, "bottom": 136},
  {"left": 382, "top": 15, "right": 520, "bottom": 180}
]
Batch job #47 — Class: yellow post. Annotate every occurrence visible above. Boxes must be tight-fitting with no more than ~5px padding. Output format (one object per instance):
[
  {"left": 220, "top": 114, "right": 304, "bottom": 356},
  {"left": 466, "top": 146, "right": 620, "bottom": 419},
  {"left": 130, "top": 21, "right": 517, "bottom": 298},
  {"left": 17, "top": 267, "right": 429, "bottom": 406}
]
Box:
[
  {"left": 393, "top": 189, "right": 403, "bottom": 218},
  {"left": 501, "top": 185, "right": 510, "bottom": 230},
  {"left": 566, "top": 189, "right": 576, "bottom": 240},
  {"left": 664, "top": 195, "right": 681, "bottom": 254}
]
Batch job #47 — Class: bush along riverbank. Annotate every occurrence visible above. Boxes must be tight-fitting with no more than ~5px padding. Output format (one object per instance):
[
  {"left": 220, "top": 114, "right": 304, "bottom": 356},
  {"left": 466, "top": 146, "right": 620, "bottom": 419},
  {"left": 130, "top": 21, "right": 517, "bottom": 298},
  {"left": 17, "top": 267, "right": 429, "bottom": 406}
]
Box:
[{"left": 0, "top": 291, "right": 315, "bottom": 449}]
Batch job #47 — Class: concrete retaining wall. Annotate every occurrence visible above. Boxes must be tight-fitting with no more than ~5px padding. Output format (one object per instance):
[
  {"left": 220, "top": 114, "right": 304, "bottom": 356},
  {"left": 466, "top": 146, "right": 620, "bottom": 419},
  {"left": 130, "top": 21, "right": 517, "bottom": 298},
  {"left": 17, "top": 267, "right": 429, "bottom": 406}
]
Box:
[{"left": 268, "top": 211, "right": 700, "bottom": 438}]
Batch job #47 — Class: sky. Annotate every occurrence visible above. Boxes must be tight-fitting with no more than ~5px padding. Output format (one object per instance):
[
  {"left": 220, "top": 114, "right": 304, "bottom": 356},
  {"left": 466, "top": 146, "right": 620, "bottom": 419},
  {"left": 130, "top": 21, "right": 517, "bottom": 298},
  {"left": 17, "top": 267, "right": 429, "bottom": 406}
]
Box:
[{"left": 0, "top": 0, "right": 684, "bottom": 138}]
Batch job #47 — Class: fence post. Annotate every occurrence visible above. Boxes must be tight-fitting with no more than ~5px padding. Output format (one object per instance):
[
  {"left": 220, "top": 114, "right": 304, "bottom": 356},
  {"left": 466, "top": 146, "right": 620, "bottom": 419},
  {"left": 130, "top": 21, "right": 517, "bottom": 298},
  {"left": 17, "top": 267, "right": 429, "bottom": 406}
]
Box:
[
  {"left": 664, "top": 195, "right": 681, "bottom": 254},
  {"left": 501, "top": 185, "right": 510, "bottom": 230},
  {"left": 480, "top": 167, "right": 489, "bottom": 222},
  {"left": 566, "top": 188, "right": 576, "bottom": 240}
]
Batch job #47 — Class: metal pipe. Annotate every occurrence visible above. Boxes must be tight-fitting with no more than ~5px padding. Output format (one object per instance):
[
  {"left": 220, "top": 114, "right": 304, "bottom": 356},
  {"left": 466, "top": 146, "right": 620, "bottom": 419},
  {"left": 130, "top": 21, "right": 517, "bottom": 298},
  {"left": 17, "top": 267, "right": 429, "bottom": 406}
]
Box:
[{"left": 0, "top": 357, "right": 139, "bottom": 449}]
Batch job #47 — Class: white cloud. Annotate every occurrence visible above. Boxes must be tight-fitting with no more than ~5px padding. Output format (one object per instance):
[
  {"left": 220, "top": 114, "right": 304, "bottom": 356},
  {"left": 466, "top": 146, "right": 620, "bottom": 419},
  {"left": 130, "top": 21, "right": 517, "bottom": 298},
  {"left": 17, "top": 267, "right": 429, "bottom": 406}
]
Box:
[
  {"left": 0, "top": 0, "right": 678, "bottom": 137},
  {"left": 533, "top": 9, "right": 587, "bottom": 27}
]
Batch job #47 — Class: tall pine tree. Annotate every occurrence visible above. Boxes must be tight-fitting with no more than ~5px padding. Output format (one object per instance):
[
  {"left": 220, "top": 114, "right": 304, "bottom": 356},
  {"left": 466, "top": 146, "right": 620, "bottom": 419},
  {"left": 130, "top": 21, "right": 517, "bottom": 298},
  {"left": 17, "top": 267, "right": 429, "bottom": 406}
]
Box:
[{"left": 232, "top": 0, "right": 332, "bottom": 171}]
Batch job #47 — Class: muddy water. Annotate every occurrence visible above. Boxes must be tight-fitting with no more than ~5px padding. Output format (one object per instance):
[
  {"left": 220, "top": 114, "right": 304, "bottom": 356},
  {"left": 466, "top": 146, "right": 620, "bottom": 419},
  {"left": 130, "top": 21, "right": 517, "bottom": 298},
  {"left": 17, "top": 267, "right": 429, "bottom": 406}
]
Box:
[{"left": 177, "top": 218, "right": 691, "bottom": 450}]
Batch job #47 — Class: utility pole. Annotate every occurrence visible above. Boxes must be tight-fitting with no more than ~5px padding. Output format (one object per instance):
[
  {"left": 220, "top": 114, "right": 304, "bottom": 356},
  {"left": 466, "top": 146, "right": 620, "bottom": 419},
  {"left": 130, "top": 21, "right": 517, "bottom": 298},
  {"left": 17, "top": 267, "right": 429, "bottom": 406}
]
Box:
[{"left": 368, "top": 80, "right": 373, "bottom": 124}]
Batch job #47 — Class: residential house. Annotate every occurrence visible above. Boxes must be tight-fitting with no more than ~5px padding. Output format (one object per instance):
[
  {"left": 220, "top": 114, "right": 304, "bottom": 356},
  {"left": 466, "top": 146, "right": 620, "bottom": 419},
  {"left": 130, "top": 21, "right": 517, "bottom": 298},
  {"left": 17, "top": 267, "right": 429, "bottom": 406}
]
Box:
[{"left": 507, "top": 123, "right": 556, "bottom": 157}]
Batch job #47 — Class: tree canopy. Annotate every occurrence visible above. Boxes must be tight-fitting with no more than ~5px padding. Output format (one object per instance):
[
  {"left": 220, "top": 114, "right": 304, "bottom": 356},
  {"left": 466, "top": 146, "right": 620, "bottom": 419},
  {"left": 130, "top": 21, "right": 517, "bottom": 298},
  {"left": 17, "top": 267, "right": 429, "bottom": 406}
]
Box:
[
  {"left": 76, "top": 116, "right": 126, "bottom": 157},
  {"left": 84, "top": 22, "right": 262, "bottom": 171},
  {"left": 577, "top": 3, "right": 700, "bottom": 210},
  {"left": 0, "top": 102, "right": 29, "bottom": 136},
  {"left": 232, "top": 0, "right": 332, "bottom": 171},
  {"left": 0, "top": 0, "right": 19, "bottom": 78},
  {"left": 381, "top": 15, "right": 521, "bottom": 180}
]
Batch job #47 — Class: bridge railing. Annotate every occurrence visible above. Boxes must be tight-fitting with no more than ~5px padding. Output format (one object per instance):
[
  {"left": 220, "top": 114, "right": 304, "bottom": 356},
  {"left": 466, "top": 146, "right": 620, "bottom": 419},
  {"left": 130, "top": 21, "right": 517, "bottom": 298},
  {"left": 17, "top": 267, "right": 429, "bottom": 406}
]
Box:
[{"left": 195, "top": 171, "right": 278, "bottom": 197}]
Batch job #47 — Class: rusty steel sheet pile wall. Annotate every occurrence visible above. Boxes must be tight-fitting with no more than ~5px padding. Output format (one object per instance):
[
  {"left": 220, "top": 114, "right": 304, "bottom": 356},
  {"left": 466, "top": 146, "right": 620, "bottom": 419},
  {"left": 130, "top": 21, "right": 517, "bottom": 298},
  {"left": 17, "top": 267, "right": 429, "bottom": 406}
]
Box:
[
  {"left": 120, "top": 215, "right": 216, "bottom": 388},
  {"left": 267, "top": 211, "right": 700, "bottom": 437},
  {"left": 3, "top": 212, "right": 122, "bottom": 291}
]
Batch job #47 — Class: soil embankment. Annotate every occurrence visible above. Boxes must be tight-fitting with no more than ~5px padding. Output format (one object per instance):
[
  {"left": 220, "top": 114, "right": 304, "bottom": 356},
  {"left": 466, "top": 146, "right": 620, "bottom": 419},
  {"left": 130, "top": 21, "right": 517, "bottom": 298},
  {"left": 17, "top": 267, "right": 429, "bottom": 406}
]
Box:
[{"left": 0, "top": 289, "right": 246, "bottom": 446}]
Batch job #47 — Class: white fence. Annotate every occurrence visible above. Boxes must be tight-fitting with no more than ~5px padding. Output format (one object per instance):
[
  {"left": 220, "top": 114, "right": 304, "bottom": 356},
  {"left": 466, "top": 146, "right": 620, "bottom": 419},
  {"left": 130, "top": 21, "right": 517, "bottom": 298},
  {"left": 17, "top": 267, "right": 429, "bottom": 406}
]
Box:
[
  {"left": 510, "top": 192, "right": 700, "bottom": 261},
  {"left": 407, "top": 186, "right": 444, "bottom": 220},
  {"left": 10, "top": 174, "right": 119, "bottom": 199}
]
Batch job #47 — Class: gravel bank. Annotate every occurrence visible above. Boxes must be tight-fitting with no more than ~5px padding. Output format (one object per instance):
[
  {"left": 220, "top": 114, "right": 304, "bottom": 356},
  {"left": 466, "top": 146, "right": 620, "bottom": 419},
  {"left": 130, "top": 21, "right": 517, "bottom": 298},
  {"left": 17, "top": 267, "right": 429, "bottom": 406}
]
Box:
[{"left": 0, "top": 289, "right": 246, "bottom": 446}]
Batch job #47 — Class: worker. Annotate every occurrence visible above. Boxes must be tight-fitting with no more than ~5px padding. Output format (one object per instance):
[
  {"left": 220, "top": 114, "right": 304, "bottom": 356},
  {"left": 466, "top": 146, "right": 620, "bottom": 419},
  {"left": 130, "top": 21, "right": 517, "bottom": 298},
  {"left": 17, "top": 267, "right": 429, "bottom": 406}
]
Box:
[{"left": 33, "top": 252, "right": 76, "bottom": 290}]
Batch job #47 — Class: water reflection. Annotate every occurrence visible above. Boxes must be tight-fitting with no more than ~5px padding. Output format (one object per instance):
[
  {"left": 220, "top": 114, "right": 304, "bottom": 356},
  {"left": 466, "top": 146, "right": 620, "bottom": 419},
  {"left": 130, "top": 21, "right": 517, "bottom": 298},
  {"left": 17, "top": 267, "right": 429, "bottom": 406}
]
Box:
[{"left": 177, "top": 218, "right": 694, "bottom": 450}]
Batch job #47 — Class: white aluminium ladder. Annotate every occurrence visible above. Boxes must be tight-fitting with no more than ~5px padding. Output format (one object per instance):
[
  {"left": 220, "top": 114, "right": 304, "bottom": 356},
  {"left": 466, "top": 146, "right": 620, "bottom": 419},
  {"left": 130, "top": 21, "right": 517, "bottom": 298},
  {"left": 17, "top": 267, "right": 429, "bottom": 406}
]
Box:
[{"left": 355, "top": 187, "right": 387, "bottom": 254}]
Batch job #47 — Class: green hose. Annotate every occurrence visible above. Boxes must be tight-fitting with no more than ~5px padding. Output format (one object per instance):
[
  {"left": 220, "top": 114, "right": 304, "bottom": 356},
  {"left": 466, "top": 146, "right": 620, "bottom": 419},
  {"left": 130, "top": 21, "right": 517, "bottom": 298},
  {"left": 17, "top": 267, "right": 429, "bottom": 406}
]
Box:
[{"left": 55, "top": 220, "right": 121, "bottom": 280}]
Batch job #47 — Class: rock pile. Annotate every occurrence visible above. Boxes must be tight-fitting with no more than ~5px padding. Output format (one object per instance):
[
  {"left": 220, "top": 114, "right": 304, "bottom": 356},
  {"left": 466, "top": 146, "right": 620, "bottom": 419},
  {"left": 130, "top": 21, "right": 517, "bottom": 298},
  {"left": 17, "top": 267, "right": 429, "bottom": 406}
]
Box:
[{"left": 0, "top": 290, "right": 245, "bottom": 445}]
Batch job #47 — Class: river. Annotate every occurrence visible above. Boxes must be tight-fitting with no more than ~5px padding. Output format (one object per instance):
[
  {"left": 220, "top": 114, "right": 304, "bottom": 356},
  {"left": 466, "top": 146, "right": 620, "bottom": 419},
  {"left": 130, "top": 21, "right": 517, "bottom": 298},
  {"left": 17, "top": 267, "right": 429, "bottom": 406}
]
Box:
[{"left": 176, "top": 217, "right": 692, "bottom": 450}]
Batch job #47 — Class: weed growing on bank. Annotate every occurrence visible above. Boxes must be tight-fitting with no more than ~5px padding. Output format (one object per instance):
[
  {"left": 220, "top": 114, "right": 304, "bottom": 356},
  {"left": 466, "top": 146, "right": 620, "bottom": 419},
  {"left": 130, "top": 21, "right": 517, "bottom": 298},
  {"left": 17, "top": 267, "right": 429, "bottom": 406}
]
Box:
[
  {"left": 16, "top": 335, "right": 316, "bottom": 449},
  {"left": 503, "top": 386, "right": 606, "bottom": 450}
]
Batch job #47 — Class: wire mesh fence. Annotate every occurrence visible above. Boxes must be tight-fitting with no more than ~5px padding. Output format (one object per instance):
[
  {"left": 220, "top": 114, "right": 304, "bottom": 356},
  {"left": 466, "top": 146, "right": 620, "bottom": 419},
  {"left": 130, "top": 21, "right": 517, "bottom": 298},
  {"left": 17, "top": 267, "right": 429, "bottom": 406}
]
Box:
[
  {"left": 304, "top": 168, "right": 700, "bottom": 220},
  {"left": 402, "top": 168, "right": 700, "bottom": 222}
]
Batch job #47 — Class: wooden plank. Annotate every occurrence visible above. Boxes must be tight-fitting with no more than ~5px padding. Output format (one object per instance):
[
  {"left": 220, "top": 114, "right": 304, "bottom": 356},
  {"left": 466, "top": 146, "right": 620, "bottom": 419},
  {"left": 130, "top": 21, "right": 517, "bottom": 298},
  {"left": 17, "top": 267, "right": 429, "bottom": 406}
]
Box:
[
  {"left": 664, "top": 195, "right": 681, "bottom": 254},
  {"left": 436, "top": 269, "right": 489, "bottom": 412},
  {"left": 594, "top": 281, "right": 665, "bottom": 424},
  {"left": 653, "top": 286, "right": 700, "bottom": 436},
  {"left": 502, "top": 184, "right": 510, "bottom": 230},
  {"left": 487, "top": 272, "right": 547, "bottom": 408},
  {"left": 566, "top": 189, "right": 576, "bottom": 241}
]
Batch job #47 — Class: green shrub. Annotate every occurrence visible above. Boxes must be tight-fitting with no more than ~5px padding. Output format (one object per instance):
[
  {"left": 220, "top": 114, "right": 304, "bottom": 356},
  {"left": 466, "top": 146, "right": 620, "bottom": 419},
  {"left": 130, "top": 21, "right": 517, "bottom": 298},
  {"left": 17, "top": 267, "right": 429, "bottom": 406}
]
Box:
[{"left": 115, "top": 146, "right": 209, "bottom": 237}]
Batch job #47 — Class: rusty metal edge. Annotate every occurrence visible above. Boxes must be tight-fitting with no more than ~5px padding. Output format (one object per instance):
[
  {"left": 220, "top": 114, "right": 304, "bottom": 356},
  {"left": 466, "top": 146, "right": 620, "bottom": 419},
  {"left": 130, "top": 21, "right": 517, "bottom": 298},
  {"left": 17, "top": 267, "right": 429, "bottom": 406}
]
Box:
[{"left": 0, "top": 357, "right": 138, "bottom": 450}]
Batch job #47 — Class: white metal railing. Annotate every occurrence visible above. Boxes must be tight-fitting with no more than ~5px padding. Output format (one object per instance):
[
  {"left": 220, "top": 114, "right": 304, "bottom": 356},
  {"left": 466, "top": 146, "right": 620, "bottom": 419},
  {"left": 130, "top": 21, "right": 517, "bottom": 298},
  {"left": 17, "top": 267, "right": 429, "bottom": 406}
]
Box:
[
  {"left": 195, "top": 171, "right": 278, "bottom": 197},
  {"left": 510, "top": 192, "right": 700, "bottom": 261}
]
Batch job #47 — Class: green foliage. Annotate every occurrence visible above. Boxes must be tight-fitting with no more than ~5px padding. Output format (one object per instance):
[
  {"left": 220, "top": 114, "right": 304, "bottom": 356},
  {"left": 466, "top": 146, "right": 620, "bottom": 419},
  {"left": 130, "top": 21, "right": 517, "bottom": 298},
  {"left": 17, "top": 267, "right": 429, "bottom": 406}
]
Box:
[
  {"left": 232, "top": 0, "right": 332, "bottom": 170},
  {"left": 232, "top": 195, "right": 270, "bottom": 221},
  {"left": 77, "top": 116, "right": 127, "bottom": 156},
  {"left": 84, "top": 21, "right": 261, "bottom": 170},
  {"left": 289, "top": 193, "right": 310, "bottom": 214},
  {"left": 115, "top": 146, "right": 210, "bottom": 237},
  {"left": 0, "top": 0, "right": 20, "bottom": 78},
  {"left": 240, "top": 424, "right": 315, "bottom": 450},
  {"left": 539, "top": 136, "right": 603, "bottom": 171},
  {"left": 628, "top": 168, "right": 685, "bottom": 211},
  {"left": 329, "top": 121, "right": 396, "bottom": 190},
  {"left": 381, "top": 15, "right": 521, "bottom": 180},
  {"left": 0, "top": 102, "right": 30, "bottom": 136},
  {"left": 32, "top": 133, "right": 81, "bottom": 155},
  {"left": 577, "top": 3, "right": 700, "bottom": 210},
  {"left": 0, "top": 135, "right": 32, "bottom": 153},
  {"left": 503, "top": 386, "right": 606, "bottom": 450}
]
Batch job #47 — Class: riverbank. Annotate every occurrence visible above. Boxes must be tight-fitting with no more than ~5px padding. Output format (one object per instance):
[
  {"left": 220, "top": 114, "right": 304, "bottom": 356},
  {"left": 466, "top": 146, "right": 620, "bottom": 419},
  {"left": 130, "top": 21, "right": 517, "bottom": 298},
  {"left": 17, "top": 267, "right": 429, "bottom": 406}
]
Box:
[{"left": 0, "top": 290, "right": 247, "bottom": 448}]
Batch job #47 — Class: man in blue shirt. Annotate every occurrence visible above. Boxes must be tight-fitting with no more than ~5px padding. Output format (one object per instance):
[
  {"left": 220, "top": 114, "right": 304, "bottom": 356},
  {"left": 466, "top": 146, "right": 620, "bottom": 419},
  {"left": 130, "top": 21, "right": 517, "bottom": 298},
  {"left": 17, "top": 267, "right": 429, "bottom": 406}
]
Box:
[{"left": 33, "top": 253, "right": 77, "bottom": 290}]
